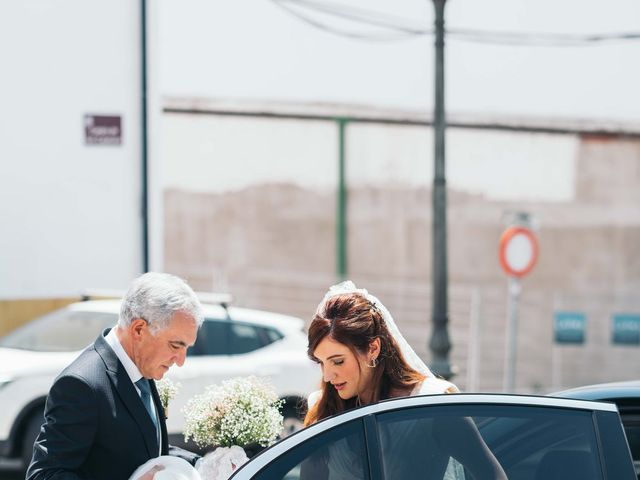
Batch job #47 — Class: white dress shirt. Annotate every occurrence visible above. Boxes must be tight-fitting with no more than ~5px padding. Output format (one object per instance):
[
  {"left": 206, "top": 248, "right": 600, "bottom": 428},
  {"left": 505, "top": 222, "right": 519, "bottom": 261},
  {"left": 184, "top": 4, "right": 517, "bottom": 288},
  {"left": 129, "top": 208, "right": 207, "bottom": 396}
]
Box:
[{"left": 105, "top": 327, "right": 161, "bottom": 453}]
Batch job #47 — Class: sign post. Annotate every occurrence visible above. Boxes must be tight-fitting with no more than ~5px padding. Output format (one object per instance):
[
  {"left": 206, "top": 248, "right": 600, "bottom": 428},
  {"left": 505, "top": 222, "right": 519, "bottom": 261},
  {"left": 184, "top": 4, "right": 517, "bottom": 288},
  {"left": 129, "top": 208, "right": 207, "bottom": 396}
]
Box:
[
  {"left": 552, "top": 310, "right": 586, "bottom": 389},
  {"left": 499, "top": 224, "right": 538, "bottom": 392}
]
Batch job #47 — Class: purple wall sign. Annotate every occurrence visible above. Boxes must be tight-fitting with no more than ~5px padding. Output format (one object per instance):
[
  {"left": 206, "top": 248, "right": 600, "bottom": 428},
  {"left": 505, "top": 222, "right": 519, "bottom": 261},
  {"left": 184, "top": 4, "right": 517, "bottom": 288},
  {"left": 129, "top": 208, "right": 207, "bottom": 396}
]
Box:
[{"left": 84, "top": 114, "right": 122, "bottom": 146}]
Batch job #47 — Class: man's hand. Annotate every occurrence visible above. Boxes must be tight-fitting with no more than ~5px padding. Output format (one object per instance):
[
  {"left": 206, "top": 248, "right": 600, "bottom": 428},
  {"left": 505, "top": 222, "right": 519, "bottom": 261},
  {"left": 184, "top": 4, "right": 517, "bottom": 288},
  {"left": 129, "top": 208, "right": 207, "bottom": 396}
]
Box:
[{"left": 139, "top": 465, "right": 165, "bottom": 480}]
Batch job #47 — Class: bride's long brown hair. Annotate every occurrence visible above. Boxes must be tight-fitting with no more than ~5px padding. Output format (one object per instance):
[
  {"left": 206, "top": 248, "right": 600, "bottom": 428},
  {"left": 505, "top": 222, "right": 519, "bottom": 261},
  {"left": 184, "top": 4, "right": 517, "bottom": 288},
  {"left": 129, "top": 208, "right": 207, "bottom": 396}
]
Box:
[{"left": 304, "top": 292, "right": 425, "bottom": 425}]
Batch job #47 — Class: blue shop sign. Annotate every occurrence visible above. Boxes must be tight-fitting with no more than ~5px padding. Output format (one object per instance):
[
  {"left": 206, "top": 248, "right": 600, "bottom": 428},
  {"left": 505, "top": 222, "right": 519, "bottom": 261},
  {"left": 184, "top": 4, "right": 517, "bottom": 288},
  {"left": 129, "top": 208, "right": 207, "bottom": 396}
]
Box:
[
  {"left": 554, "top": 312, "right": 586, "bottom": 345},
  {"left": 612, "top": 314, "right": 640, "bottom": 345}
]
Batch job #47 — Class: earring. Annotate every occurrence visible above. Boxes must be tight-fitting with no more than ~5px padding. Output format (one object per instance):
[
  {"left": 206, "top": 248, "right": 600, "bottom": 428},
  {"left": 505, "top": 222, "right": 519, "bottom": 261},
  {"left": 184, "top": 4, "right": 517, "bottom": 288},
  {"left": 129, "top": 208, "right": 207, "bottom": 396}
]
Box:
[{"left": 366, "top": 357, "right": 378, "bottom": 368}]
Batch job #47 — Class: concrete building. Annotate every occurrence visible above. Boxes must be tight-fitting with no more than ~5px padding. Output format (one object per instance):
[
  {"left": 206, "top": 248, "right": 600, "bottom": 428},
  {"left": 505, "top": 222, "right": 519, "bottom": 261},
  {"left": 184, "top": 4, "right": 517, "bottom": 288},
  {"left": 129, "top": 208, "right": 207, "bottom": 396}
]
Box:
[
  {"left": 0, "top": 1, "right": 145, "bottom": 333},
  {"left": 161, "top": 98, "right": 640, "bottom": 393}
]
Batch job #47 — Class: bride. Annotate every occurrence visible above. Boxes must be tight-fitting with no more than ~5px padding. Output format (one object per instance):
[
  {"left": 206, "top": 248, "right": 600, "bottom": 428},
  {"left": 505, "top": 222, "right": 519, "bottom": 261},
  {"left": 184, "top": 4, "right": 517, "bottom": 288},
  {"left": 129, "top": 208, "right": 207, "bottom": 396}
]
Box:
[
  {"left": 302, "top": 281, "right": 506, "bottom": 480},
  {"left": 305, "top": 280, "right": 459, "bottom": 424}
]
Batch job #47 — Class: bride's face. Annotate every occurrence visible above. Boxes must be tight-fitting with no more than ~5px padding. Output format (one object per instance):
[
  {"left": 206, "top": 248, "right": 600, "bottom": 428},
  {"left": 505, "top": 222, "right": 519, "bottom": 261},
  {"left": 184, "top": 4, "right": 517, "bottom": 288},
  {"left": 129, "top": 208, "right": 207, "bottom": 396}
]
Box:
[{"left": 313, "top": 336, "right": 376, "bottom": 402}]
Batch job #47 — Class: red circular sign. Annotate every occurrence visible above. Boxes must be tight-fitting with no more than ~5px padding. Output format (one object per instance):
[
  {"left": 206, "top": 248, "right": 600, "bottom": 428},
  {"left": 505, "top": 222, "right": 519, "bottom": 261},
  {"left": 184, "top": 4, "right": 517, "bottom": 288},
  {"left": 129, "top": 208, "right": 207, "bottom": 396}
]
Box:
[{"left": 499, "top": 226, "right": 538, "bottom": 277}]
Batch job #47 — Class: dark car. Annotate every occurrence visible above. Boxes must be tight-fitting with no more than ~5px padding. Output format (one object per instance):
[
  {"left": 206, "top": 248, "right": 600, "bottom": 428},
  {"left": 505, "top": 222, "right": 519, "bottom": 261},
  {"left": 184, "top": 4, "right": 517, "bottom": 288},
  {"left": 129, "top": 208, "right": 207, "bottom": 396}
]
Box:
[
  {"left": 230, "top": 393, "right": 636, "bottom": 480},
  {"left": 554, "top": 380, "right": 640, "bottom": 479}
]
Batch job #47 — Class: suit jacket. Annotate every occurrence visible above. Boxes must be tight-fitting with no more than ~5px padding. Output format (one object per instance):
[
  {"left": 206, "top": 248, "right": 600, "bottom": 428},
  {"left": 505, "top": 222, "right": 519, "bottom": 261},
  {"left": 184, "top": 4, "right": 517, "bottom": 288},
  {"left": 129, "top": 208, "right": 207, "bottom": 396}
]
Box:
[{"left": 27, "top": 330, "right": 199, "bottom": 480}]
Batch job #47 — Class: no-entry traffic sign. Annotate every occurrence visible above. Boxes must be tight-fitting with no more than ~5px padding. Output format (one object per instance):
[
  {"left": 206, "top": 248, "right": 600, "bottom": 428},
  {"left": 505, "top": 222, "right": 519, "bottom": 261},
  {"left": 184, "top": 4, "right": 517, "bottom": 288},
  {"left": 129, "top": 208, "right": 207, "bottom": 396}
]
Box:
[{"left": 499, "top": 226, "right": 538, "bottom": 278}]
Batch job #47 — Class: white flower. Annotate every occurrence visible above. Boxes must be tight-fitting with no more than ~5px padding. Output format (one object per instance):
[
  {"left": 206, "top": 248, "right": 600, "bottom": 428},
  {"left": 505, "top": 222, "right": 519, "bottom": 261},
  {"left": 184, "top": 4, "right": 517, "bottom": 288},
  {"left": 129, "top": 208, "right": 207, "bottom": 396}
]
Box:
[
  {"left": 182, "top": 376, "right": 284, "bottom": 448},
  {"left": 157, "top": 377, "right": 181, "bottom": 411}
]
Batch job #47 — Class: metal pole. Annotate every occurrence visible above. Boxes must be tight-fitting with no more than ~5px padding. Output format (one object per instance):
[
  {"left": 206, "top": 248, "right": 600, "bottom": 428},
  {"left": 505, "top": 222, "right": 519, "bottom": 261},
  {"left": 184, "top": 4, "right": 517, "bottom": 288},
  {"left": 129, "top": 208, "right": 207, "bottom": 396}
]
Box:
[
  {"left": 551, "top": 292, "right": 562, "bottom": 391},
  {"left": 503, "top": 277, "right": 522, "bottom": 392},
  {"left": 140, "top": 0, "right": 150, "bottom": 273},
  {"left": 466, "top": 287, "right": 481, "bottom": 391},
  {"left": 336, "top": 118, "right": 348, "bottom": 280},
  {"left": 429, "top": 0, "right": 453, "bottom": 379}
]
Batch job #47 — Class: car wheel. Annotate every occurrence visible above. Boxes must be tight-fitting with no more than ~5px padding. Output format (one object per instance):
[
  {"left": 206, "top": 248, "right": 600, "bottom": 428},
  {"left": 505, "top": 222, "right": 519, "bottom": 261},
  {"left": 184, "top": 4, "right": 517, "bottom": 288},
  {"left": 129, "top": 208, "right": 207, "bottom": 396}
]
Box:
[
  {"left": 21, "top": 411, "right": 44, "bottom": 471},
  {"left": 281, "top": 403, "right": 304, "bottom": 438}
]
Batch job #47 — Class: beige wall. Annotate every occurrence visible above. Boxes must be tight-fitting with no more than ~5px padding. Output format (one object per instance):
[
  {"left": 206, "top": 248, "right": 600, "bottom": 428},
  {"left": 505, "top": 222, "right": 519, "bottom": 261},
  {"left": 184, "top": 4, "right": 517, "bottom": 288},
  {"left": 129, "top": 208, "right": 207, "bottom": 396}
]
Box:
[
  {"left": 0, "top": 298, "right": 77, "bottom": 337},
  {"left": 162, "top": 113, "right": 640, "bottom": 394}
]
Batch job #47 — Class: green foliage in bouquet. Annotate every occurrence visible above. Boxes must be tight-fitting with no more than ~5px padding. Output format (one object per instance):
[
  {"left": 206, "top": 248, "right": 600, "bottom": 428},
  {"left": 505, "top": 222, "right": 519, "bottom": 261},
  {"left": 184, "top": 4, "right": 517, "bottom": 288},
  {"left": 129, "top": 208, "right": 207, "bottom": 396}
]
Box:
[{"left": 182, "top": 376, "right": 284, "bottom": 448}]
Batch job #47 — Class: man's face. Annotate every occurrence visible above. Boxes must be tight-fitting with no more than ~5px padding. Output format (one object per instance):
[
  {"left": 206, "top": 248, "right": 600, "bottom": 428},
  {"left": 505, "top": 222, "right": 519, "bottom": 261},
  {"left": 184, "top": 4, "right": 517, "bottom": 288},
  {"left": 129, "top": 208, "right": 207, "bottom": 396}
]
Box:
[{"left": 130, "top": 311, "right": 198, "bottom": 380}]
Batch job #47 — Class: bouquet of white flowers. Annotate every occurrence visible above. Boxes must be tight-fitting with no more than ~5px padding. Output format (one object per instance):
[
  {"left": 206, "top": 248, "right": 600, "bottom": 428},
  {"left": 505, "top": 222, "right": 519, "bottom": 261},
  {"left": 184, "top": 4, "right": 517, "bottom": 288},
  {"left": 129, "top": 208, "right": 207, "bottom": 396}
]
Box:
[
  {"left": 183, "top": 376, "right": 284, "bottom": 480},
  {"left": 156, "top": 377, "right": 181, "bottom": 418},
  {"left": 183, "top": 376, "right": 284, "bottom": 449}
]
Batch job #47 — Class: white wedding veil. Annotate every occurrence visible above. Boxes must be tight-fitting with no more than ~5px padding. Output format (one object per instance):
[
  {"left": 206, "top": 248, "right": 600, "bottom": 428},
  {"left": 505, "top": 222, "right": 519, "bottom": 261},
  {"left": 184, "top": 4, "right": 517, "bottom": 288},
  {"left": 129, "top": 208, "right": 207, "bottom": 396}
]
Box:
[{"left": 317, "top": 280, "right": 436, "bottom": 378}]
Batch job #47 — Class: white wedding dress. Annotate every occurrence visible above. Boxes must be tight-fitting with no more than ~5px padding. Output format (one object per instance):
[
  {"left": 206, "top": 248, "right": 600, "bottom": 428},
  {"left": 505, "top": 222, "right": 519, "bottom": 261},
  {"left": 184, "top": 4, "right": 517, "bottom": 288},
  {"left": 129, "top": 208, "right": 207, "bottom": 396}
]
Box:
[
  {"left": 130, "top": 446, "right": 249, "bottom": 480},
  {"left": 129, "top": 456, "right": 201, "bottom": 480}
]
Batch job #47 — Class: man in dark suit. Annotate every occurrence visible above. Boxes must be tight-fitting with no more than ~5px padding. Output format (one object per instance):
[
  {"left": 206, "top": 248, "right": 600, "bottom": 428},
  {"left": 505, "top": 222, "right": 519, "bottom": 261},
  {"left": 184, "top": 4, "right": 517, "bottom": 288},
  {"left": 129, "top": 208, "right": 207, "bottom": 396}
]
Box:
[{"left": 27, "top": 272, "right": 204, "bottom": 480}]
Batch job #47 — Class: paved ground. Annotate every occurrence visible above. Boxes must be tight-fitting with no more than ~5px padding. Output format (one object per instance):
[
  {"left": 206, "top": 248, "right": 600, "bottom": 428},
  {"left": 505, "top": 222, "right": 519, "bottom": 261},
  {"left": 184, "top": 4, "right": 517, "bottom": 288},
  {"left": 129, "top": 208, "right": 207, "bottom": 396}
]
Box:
[{"left": 0, "top": 469, "right": 24, "bottom": 479}]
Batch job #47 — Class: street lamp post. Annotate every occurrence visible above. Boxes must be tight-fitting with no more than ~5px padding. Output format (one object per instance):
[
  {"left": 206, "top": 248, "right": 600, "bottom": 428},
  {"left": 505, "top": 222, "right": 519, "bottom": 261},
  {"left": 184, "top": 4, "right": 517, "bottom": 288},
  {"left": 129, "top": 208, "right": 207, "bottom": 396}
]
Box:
[{"left": 429, "top": 0, "right": 453, "bottom": 379}]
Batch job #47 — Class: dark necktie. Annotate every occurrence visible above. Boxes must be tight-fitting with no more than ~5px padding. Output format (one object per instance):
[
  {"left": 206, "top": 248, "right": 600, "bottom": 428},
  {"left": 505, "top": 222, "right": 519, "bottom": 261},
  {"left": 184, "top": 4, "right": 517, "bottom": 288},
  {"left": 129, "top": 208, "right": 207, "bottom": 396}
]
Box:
[{"left": 135, "top": 378, "right": 159, "bottom": 431}]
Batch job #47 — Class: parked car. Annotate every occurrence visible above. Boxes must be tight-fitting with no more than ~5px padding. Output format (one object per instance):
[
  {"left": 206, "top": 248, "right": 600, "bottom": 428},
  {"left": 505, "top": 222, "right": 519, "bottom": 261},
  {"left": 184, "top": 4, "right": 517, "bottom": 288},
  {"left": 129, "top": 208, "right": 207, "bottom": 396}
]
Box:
[
  {"left": 230, "top": 393, "right": 636, "bottom": 480},
  {"left": 554, "top": 380, "right": 640, "bottom": 479},
  {"left": 0, "top": 299, "right": 318, "bottom": 470}
]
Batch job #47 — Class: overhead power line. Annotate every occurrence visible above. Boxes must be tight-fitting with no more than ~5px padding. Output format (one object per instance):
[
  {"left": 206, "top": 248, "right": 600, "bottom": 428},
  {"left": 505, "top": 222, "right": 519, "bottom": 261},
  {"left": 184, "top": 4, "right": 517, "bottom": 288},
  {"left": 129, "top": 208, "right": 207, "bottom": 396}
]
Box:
[
  {"left": 276, "top": 0, "right": 428, "bottom": 34},
  {"left": 271, "top": 0, "right": 640, "bottom": 46},
  {"left": 271, "top": 0, "right": 419, "bottom": 41},
  {"left": 451, "top": 28, "right": 640, "bottom": 47}
]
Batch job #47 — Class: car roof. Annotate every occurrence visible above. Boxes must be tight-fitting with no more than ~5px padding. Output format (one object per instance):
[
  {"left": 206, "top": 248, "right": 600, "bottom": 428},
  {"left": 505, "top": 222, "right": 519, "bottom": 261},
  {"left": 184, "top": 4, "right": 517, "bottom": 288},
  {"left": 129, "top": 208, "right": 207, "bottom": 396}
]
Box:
[
  {"left": 551, "top": 380, "right": 640, "bottom": 401},
  {"left": 65, "top": 299, "right": 305, "bottom": 330},
  {"left": 222, "top": 306, "right": 305, "bottom": 330},
  {"left": 67, "top": 299, "right": 122, "bottom": 313}
]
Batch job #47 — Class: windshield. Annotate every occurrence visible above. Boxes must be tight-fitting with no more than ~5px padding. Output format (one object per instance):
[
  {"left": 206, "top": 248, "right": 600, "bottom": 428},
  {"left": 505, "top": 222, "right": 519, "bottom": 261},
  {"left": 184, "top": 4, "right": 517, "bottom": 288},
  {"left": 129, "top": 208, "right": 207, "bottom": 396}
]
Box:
[{"left": 0, "top": 309, "right": 117, "bottom": 352}]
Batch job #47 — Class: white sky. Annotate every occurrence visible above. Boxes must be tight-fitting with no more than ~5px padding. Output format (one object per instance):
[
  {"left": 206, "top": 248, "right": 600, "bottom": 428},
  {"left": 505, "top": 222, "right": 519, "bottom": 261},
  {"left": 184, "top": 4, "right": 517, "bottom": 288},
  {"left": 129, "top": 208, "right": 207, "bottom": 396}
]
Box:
[{"left": 157, "top": 0, "right": 640, "bottom": 121}]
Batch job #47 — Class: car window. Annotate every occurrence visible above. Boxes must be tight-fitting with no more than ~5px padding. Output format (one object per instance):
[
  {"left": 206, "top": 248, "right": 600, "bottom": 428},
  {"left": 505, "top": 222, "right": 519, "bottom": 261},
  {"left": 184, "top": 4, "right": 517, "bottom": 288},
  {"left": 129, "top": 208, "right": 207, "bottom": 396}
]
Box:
[
  {"left": 0, "top": 310, "right": 117, "bottom": 351},
  {"left": 594, "top": 410, "right": 639, "bottom": 480},
  {"left": 618, "top": 410, "right": 640, "bottom": 479},
  {"left": 376, "top": 404, "right": 603, "bottom": 480},
  {"left": 229, "top": 323, "right": 263, "bottom": 354},
  {"left": 623, "top": 418, "right": 640, "bottom": 461},
  {"left": 188, "top": 318, "right": 230, "bottom": 356},
  {"left": 251, "top": 419, "right": 369, "bottom": 480},
  {"left": 187, "top": 319, "right": 285, "bottom": 356},
  {"left": 260, "top": 326, "right": 284, "bottom": 345}
]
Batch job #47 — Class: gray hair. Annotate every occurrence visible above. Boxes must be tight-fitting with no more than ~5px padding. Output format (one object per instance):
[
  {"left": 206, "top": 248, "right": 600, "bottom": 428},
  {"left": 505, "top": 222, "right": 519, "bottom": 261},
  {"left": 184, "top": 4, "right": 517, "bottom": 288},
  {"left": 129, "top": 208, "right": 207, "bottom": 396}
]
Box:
[{"left": 119, "top": 272, "right": 204, "bottom": 333}]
